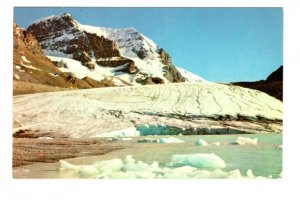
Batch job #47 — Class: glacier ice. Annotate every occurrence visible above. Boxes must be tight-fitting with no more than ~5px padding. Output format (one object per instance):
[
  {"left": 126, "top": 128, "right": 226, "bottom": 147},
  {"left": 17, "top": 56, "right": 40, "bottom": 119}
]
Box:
[
  {"left": 195, "top": 139, "right": 208, "bottom": 146},
  {"left": 159, "top": 137, "right": 184, "bottom": 143},
  {"left": 59, "top": 154, "right": 273, "bottom": 179},
  {"left": 167, "top": 153, "right": 226, "bottom": 169},
  {"left": 232, "top": 137, "right": 258, "bottom": 145}
]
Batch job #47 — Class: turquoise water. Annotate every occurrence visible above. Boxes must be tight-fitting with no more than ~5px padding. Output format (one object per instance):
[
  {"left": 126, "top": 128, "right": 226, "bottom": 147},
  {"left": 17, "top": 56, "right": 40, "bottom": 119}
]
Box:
[
  {"left": 13, "top": 134, "right": 282, "bottom": 179},
  {"left": 102, "top": 134, "right": 282, "bottom": 178}
]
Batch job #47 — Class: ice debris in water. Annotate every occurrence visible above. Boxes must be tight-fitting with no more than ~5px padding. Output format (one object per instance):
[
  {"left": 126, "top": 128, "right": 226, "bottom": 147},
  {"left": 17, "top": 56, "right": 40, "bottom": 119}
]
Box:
[
  {"left": 59, "top": 154, "right": 270, "bottom": 179},
  {"left": 167, "top": 153, "right": 226, "bottom": 169},
  {"left": 159, "top": 137, "right": 184, "bottom": 143},
  {"left": 211, "top": 142, "right": 221, "bottom": 146},
  {"left": 232, "top": 137, "right": 258, "bottom": 145},
  {"left": 195, "top": 139, "right": 208, "bottom": 146}
]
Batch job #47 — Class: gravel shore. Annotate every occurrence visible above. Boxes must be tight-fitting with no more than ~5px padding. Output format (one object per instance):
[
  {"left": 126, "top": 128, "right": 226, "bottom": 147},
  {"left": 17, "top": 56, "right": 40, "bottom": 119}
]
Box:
[{"left": 13, "top": 138, "right": 123, "bottom": 167}]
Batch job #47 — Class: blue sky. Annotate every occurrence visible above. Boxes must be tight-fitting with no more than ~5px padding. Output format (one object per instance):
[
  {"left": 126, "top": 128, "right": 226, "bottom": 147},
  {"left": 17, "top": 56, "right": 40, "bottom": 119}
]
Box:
[{"left": 14, "top": 7, "right": 283, "bottom": 83}]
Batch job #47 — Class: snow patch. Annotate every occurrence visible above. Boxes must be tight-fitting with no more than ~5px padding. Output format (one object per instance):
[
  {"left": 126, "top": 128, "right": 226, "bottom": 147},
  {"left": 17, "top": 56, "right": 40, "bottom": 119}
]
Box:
[
  {"left": 21, "top": 56, "right": 31, "bottom": 63},
  {"left": 38, "top": 137, "right": 53, "bottom": 140},
  {"left": 20, "top": 61, "right": 41, "bottom": 71},
  {"left": 176, "top": 66, "right": 207, "bottom": 83},
  {"left": 14, "top": 74, "right": 20, "bottom": 80}
]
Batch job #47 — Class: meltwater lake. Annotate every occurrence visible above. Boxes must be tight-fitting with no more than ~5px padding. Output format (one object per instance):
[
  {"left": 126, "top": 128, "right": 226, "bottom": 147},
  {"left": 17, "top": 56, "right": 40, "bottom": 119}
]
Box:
[{"left": 13, "top": 133, "right": 282, "bottom": 179}]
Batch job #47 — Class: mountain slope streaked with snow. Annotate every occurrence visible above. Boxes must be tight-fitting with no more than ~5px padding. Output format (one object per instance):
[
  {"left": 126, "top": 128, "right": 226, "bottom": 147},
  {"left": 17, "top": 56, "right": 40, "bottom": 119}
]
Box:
[
  {"left": 27, "top": 13, "right": 206, "bottom": 86},
  {"left": 13, "top": 82, "right": 282, "bottom": 138}
]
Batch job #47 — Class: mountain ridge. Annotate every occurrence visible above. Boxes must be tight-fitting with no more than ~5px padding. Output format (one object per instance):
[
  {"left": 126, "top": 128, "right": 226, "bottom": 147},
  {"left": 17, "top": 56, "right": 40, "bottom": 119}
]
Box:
[{"left": 26, "top": 13, "right": 205, "bottom": 86}]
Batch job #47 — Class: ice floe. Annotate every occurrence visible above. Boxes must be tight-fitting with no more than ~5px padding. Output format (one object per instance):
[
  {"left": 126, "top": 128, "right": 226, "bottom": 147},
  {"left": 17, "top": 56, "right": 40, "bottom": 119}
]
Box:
[
  {"left": 195, "top": 139, "right": 208, "bottom": 146},
  {"left": 159, "top": 137, "right": 184, "bottom": 143},
  {"left": 59, "top": 154, "right": 271, "bottom": 179},
  {"left": 232, "top": 137, "right": 258, "bottom": 145},
  {"left": 167, "top": 153, "right": 226, "bottom": 169}
]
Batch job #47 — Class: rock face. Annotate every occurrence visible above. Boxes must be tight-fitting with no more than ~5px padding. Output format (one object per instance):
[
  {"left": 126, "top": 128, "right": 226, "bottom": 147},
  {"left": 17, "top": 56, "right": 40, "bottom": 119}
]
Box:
[
  {"left": 13, "top": 21, "right": 115, "bottom": 95},
  {"left": 27, "top": 13, "right": 136, "bottom": 73},
  {"left": 26, "top": 13, "right": 198, "bottom": 85},
  {"left": 232, "top": 66, "right": 283, "bottom": 101}
]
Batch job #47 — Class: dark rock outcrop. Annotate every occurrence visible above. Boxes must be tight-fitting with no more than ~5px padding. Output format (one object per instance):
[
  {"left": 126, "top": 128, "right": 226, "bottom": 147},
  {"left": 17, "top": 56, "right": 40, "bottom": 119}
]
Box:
[
  {"left": 13, "top": 21, "right": 118, "bottom": 95},
  {"left": 157, "top": 48, "right": 186, "bottom": 83},
  {"left": 266, "top": 65, "right": 283, "bottom": 82},
  {"left": 27, "top": 13, "right": 135, "bottom": 74},
  {"left": 232, "top": 66, "right": 283, "bottom": 101}
]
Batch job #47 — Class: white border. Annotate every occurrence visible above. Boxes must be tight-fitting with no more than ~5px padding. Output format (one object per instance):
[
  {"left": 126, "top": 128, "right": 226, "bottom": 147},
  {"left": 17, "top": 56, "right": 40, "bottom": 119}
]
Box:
[{"left": 1, "top": 1, "right": 300, "bottom": 200}]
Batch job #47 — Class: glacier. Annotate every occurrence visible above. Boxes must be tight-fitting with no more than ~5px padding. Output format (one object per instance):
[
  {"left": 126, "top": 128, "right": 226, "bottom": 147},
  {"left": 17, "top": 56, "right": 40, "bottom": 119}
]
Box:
[{"left": 13, "top": 82, "right": 282, "bottom": 138}]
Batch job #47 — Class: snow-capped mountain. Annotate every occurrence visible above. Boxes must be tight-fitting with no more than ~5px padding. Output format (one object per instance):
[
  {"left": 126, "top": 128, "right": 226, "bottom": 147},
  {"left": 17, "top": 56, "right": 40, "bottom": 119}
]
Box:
[
  {"left": 27, "top": 13, "right": 205, "bottom": 86},
  {"left": 13, "top": 21, "right": 118, "bottom": 95}
]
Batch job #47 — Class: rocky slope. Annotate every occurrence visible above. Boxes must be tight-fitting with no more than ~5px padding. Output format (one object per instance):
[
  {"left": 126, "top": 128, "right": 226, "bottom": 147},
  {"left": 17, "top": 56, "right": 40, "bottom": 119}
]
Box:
[
  {"left": 232, "top": 66, "right": 283, "bottom": 101},
  {"left": 13, "top": 82, "right": 282, "bottom": 138},
  {"left": 13, "top": 22, "right": 115, "bottom": 95},
  {"left": 26, "top": 13, "right": 204, "bottom": 86}
]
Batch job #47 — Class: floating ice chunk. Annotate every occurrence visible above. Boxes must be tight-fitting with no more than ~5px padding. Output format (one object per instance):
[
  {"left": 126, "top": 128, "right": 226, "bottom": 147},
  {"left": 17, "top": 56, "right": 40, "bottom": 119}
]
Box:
[
  {"left": 211, "top": 142, "right": 221, "bottom": 146},
  {"left": 60, "top": 160, "right": 81, "bottom": 170},
  {"left": 171, "top": 166, "right": 197, "bottom": 174},
  {"left": 228, "top": 169, "right": 242, "bottom": 178},
  {"left": 108, "top": 171, "right": 136, "bottom": 179},
  {"left": 232, "top": 137, "right": 258, "bottom": 145},
  {"left": 137, "top": 138, "right": 159, "bottom": 143},
  {"left": 193, "top": 169, "right": 229, "bottom": 178},
  {"left": 125, "top": 155, "right": 135, "bottom": 164},
  {"left": 246, "top": 169, "right": 255, "bottom": 178},
  {"left": 168, "top": 153, "right": 226, "bottom": 169},
  {"left": 78, "top": 165, "right": 99, "bottom": 176},
  {"left": 58, "top": 155, "right": 273, "bottom": 179},
  {"left": 92, "top": 158, "right": 123, "bottom": 172},
  {"left": 195, "top": 139, "right": 208, "bottom": 146},
  {"left": 159, "top": 137, "right": 184, "bottom": 143}
]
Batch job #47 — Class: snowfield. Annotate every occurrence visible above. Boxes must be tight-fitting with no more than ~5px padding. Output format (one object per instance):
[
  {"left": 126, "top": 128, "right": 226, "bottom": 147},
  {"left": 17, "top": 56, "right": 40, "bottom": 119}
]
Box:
[{"left": 13, "top": 82, "right": 282, "bottom": 138}]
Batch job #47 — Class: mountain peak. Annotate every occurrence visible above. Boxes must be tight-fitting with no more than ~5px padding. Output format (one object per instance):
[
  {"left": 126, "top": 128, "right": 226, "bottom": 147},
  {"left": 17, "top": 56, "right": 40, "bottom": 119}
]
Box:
[{"left": 26, "top": 13, "right": 205, "bottom": 86}]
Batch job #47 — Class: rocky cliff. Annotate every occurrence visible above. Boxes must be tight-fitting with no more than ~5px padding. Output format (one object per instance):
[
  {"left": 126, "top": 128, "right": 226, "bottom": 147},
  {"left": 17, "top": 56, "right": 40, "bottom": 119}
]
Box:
[
  {"left": 13, "top": 21, "right": 115, "bottom": 95},
  {"left": 26, "top": 13, "right": 198, "bottom": 85}
]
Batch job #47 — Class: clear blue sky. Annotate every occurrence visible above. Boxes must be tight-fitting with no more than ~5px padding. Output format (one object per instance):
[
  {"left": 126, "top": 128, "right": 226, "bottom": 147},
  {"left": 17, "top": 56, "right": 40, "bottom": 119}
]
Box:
[{"left": 14, "top": 7, "right": 283, "bottom": 83}]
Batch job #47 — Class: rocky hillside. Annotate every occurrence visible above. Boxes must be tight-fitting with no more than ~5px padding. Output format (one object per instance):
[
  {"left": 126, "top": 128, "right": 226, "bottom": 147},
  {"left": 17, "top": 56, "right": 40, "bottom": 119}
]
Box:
[
  {"left": 232, "top": 66, "right": 283, "bottom": 101},
  {"left": 13, "top": 21, "right": 115, "bottom": 95},
  {"left": 26, "top": 13, "right": 204, "bottom": 85}
]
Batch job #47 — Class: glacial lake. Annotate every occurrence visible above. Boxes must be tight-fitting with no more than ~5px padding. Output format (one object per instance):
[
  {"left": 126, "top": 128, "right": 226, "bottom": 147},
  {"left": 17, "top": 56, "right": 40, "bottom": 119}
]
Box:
[{"left": 13, "top": 133, "right": 282, "bottom": 179}]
